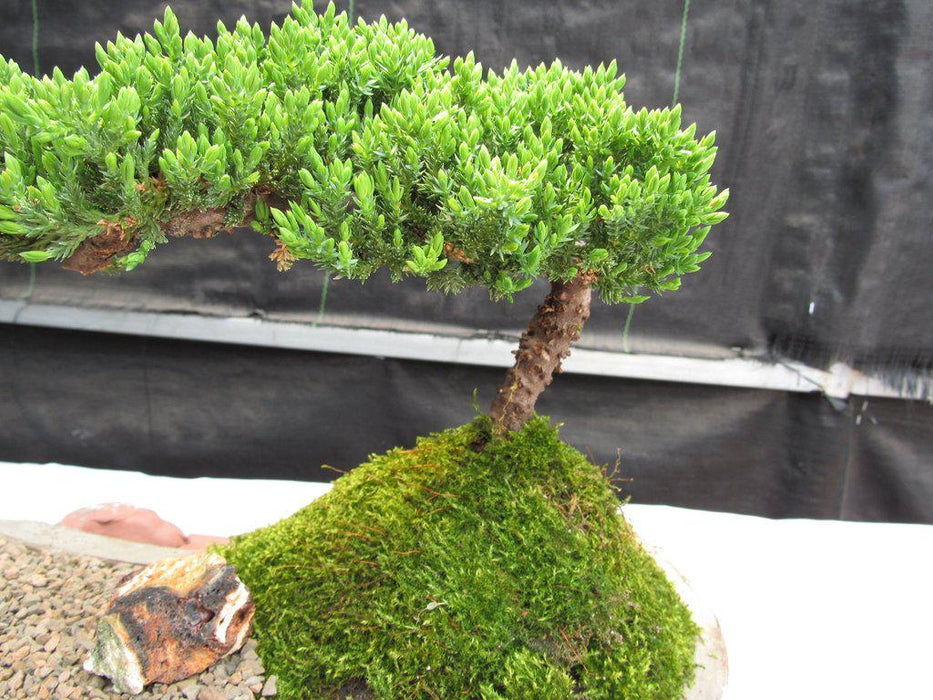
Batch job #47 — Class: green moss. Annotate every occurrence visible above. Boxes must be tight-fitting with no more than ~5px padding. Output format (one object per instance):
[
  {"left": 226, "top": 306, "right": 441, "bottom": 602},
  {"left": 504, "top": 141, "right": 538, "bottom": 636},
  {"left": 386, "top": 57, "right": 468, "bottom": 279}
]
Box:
[{"left": 219, "top": 417, "right": 698, "bottom": 699}]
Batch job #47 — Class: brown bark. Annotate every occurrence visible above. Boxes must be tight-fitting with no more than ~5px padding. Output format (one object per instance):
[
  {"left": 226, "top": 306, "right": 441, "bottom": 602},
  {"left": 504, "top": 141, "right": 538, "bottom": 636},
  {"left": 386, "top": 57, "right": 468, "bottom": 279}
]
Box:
[
  {"left": 62, "top": 190, "right": 286, "bottom": 275},
  {"left": 62, "top": 218, "right": 139, "bottom": 275},
  {"left": 159, "top": 207, "right": 229, "bottom": 239},
  {"left": 489, "top": 271, "right": 595, "bottom": 432}
]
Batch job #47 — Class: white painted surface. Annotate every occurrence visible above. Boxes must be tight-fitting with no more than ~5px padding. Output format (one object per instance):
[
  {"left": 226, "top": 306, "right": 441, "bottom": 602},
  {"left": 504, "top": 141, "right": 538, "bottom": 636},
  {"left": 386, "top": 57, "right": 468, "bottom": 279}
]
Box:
[
  {"left": 2, "top": 300, "right": 925, "bottom": 400},
  {"left": 0, "top": 461, "right": 329, "bottom": 535},
  {"left": 2, "top": 460, "right": 931, "bottom": 700},
  {"left": 624, "top": 506, "right": 933, "bottom": 700}
]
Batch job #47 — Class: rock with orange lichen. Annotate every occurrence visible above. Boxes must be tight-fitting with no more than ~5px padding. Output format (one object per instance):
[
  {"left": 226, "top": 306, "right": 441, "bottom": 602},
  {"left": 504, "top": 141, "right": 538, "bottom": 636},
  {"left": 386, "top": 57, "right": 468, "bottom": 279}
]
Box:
[{"left": 83, "top": 551, "right": 254, "bottom": 694}]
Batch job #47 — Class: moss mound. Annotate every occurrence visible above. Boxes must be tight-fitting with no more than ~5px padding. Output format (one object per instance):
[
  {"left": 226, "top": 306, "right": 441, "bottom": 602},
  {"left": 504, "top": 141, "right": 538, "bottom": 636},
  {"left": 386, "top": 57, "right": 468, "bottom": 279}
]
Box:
[{"left": 220, "top": 417, "right": 698, "bottom": 699}]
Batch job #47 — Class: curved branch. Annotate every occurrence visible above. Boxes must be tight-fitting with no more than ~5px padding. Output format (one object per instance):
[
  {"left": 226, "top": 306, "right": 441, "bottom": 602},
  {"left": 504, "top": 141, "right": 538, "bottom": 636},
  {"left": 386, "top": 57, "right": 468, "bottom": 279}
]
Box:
[{"left": 62, "top": 190, "right": 286, "bottom": 275}]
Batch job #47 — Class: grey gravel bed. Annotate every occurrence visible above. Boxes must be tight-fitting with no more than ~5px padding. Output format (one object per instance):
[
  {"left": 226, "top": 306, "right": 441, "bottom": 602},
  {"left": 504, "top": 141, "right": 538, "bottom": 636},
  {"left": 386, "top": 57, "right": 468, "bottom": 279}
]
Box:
[{"left": 0, "top": 534, "right": 277, "bottom": 699}]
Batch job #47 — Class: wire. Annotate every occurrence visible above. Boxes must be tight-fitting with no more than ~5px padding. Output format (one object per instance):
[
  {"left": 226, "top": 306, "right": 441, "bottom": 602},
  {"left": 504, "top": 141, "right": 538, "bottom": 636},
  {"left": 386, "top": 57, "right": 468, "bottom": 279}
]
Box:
[
  {"left": 623, "top": 0, "right": 692, "bottom": 352},
  {"left": 313, "top": 274, "right": 330, "bottom": 328},
  {"left": 20, "top": 0, "right": 42, "bottom": 303},
  {"left": 621, "top": 303, "right": 635, "bottom": 353},
  {"left": 16, "top": 262, "right": 37, "bottom": 302},
  {"left": 672, "top": 0, "right": 691, "bottom": 105},
  {"left": 31, "top": 0, "right": 40, "bottom": 75}
]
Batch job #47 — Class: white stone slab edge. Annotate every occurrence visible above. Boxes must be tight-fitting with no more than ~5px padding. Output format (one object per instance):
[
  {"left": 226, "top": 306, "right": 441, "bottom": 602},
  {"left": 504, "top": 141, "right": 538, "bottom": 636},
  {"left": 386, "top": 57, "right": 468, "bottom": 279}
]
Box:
[{"left": 0, "top": 519, "right": 195, "bottom": 565}]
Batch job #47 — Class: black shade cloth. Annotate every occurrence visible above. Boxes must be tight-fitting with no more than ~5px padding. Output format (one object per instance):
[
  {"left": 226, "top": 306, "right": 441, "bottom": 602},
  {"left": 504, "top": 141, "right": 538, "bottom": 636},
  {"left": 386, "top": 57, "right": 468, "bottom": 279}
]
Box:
[
  {"left": 0, "top": 0, "right": 930, "bottom": 370},
  {"left": 1, "top": 325, "right": 931, "bottom": 523},
  {"left": 0, "top": 0, "right": 930, "bottom": 521}
]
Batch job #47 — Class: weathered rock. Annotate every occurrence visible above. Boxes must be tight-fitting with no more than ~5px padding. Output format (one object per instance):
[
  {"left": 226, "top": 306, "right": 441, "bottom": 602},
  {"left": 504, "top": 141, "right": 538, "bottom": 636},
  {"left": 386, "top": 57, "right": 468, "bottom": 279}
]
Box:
[{"left": 83, "top": 551, "right": 254, "bottom": 694}]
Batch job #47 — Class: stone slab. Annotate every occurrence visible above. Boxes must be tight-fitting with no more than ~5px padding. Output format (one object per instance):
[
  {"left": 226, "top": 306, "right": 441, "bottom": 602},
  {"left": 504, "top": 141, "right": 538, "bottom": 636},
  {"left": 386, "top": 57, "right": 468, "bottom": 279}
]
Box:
[{"left": 0, "top": 519, "right": 193, "bottom": 565}]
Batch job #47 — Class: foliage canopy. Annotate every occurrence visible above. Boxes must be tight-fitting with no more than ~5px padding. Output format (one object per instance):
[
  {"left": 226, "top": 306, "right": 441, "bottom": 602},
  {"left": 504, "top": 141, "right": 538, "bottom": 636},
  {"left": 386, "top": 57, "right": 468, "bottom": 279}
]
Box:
[
  {"left": 220, "top": 416, "right": 699, "bottom": 699},
  {"left": 0, "top": 2, "right": 727, "bottom": 302}
]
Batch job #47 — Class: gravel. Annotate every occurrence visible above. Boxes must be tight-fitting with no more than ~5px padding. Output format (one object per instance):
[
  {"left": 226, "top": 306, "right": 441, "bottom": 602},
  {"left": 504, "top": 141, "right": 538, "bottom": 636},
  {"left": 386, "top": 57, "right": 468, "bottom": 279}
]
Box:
[{"left": 0, "top": 535, "right": 276, "bottom": 699}]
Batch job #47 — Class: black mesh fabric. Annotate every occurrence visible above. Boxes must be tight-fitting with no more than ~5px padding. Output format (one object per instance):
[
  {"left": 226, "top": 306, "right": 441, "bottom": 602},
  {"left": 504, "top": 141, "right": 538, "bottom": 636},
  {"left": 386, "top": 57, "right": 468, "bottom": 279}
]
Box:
[{"left": 0, "top": 0, "right": 930, "bottom": 521}]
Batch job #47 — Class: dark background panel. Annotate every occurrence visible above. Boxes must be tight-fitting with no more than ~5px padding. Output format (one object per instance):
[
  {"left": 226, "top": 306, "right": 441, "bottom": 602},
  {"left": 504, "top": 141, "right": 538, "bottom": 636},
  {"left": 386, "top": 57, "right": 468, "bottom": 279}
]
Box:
[
  {"left": 0, "top": 0, "right": 930, "bottom": 522},
  {"left": 3, "top": 325, "right": 931, "bottom": 523},
  {"left": 0, "top": 0, "right": 930, "bottom": 371},
  {"left": 841, "top": 397, "right": 933, "bottom": 524}
]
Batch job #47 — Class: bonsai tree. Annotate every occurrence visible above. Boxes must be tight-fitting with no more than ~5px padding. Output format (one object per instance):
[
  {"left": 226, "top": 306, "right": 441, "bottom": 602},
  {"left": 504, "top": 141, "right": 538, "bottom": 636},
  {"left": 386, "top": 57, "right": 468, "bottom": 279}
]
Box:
[{"left": 0, "top": 4, "right": 728, "bottom": 698}]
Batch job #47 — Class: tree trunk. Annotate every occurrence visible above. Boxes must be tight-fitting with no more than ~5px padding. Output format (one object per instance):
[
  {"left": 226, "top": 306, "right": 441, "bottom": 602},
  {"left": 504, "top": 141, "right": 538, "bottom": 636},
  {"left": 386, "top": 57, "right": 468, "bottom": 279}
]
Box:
[{"left": 489, "top": 272, "right": 594, "bottom": 432}]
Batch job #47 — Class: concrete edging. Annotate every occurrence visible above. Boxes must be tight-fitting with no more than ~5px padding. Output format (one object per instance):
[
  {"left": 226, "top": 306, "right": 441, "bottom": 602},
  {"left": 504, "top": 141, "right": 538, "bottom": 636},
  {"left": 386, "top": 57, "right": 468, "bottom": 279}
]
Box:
[{"left": 0, "top": 520, "right": 194, "bottom": 565}]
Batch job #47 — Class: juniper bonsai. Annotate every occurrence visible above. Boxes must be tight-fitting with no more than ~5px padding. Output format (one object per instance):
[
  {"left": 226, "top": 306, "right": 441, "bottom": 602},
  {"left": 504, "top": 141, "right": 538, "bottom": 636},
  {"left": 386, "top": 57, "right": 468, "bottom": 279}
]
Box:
[
  {"left": 0, "top": 4, "right": 729, "bottom": 697},
  {"left": 0, "top": 2, "right": 726, "bottom": 432}
]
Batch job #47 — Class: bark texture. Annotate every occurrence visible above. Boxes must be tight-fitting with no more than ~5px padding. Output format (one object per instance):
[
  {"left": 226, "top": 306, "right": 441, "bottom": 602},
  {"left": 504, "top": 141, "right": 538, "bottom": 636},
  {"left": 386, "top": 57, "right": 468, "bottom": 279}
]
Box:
[
  {"left": 62, "top": 219, "right": 139, "bottom": 275},
  {"left": 490, "top": 272, "right": 594, "bottom": 432},
  {"left": 62, "top": 190, "right": 286, "bottom": 275}
]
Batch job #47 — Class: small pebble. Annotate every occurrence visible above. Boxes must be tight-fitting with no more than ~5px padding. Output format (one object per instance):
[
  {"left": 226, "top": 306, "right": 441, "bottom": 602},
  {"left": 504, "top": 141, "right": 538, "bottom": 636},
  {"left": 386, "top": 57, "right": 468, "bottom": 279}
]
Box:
[
  {"left": 176, "top": 678, "right": 201, "bottom": 700},
  {"left": 197, "top": 688, "right": 227, "bottom": 700},
  {"left": 261, "top": 676, "right": 278, "bottom": 697},
  {"left": 43, "top": 631, "right": 60, "bottom": 653},
  {"left": 9, "top": 671, "right": 24, "bottom": 691},
  {"left": 239, "top": 662, "right": 263, "bottom": 679}
]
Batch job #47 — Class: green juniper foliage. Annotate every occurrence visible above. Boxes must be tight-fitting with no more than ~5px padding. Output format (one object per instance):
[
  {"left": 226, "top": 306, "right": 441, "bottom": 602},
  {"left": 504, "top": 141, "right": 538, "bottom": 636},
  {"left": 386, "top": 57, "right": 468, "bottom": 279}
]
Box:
[
  {"left": 220, "top": 417, "right": 699, "bottom": 700},
  {"left": 0, "top": 2, "right": 726, "bottom": 302}
]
